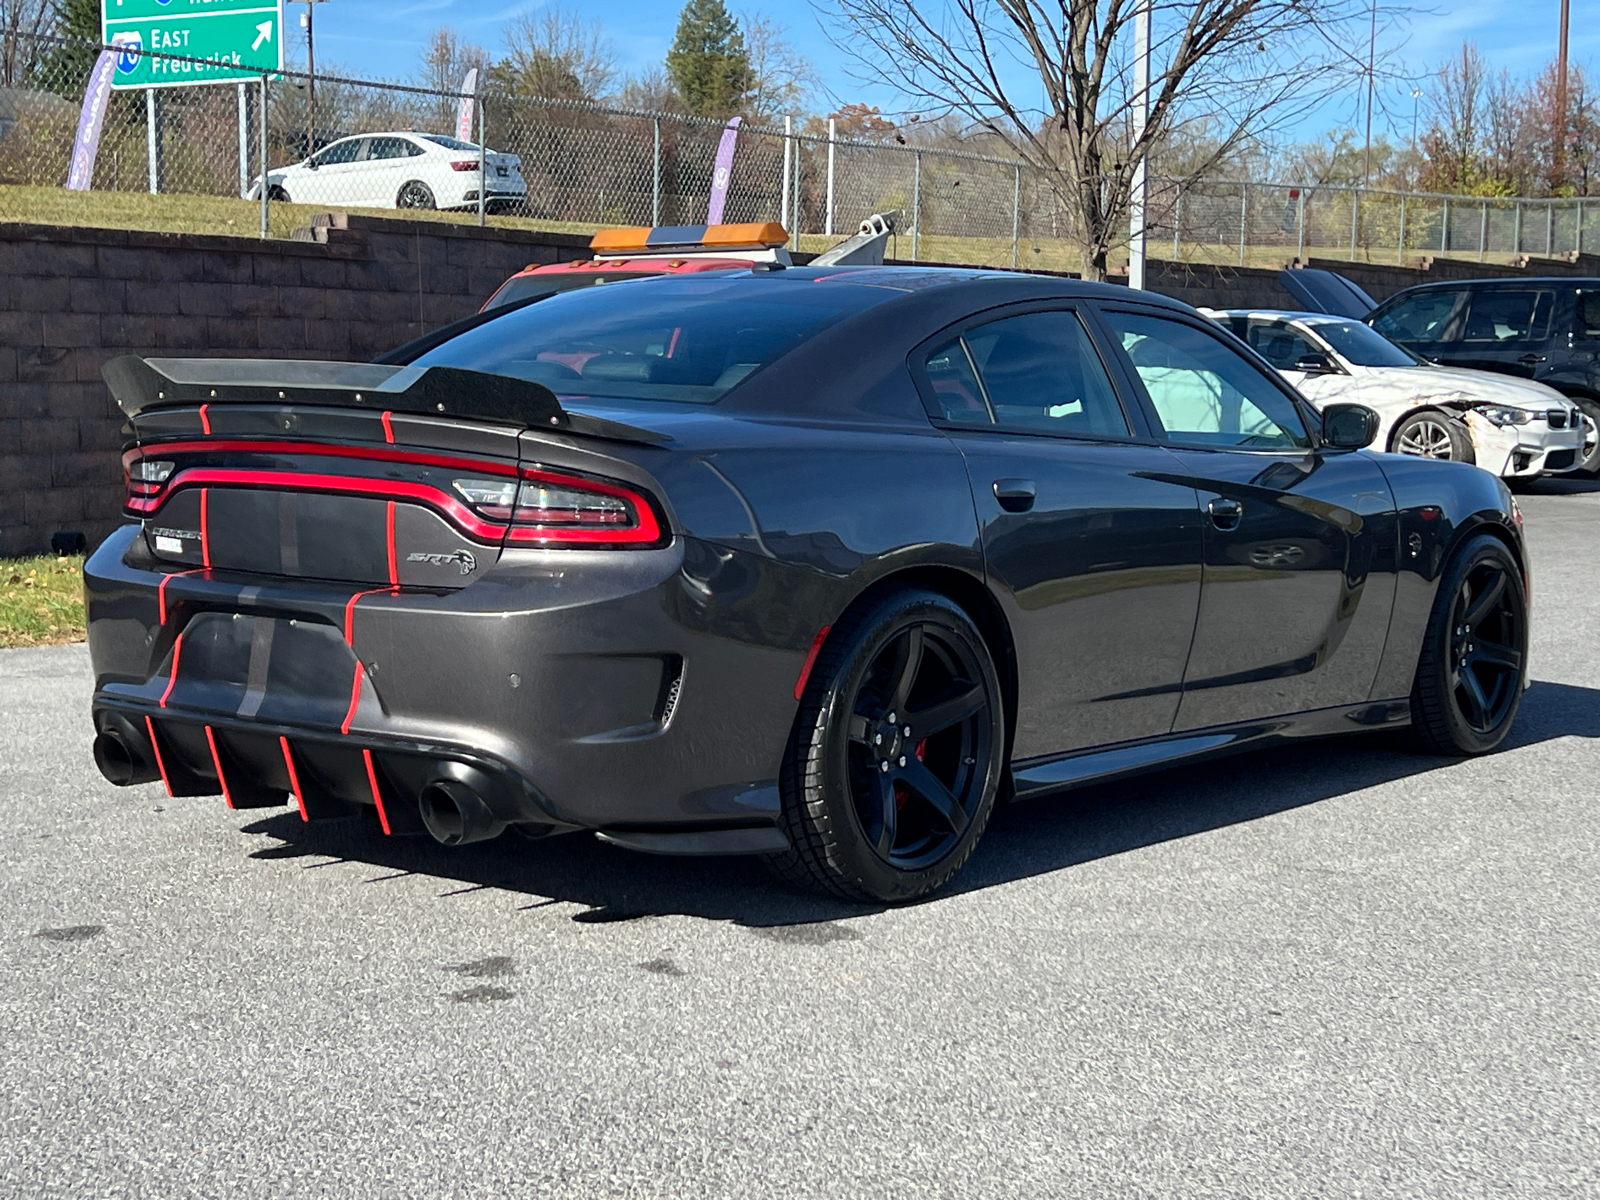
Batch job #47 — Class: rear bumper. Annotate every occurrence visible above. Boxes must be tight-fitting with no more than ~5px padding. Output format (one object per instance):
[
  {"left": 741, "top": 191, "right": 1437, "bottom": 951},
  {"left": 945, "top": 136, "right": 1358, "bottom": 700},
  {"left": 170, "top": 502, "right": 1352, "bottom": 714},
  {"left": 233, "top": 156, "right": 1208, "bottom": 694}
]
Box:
[{"left": 87, "top": 525, "right": 818, "bottom": 839}]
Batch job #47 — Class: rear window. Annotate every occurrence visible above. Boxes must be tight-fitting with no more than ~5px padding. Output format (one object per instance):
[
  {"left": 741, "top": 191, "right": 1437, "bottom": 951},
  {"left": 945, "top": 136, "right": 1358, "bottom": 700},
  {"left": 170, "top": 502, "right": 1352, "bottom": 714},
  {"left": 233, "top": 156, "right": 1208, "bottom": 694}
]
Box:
[
  {"left": 482, "top": 271, "right": 664, "bottom": 311},
  {"left": 416, "top": 274, "right": 893, "bottom": 403},
  {"left": 1461, "top": 290, "right": 1553, "bottom": 342}
]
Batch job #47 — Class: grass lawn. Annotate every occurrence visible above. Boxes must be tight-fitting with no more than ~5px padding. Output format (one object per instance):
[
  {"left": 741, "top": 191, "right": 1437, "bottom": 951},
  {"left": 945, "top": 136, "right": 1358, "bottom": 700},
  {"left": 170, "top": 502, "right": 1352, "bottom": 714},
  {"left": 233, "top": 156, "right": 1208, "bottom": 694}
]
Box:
[{"left": 0, "top": 556, "right": 86, "bottom": 649}]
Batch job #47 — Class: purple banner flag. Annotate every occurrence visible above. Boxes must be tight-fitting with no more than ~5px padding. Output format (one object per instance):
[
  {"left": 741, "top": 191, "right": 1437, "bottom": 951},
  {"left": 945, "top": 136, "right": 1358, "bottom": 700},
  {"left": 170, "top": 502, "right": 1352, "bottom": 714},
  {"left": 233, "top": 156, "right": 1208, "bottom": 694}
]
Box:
[
  {"left": 706, "top": 115, "right": 741, "bottom": 225},
  {"left": 66, "top": 49, "right": 118, "bottom": 192},
  {"left": 456, "top": 68, "right": 478, "bottom": 143}
]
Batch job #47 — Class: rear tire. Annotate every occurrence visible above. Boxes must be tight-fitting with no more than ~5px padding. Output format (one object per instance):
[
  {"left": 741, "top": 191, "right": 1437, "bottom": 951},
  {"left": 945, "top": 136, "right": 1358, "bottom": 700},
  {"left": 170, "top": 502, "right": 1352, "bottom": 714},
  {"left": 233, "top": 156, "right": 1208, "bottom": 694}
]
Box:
[
  {"left": 397, "top": 181, "right": 436, "bottom": 210},
  {"left": 267, "top": 186, "right": 291, "bottom": 203},
  {"left": 1409, "top": 534, "right": 1528, "bottom": 755},
  {"left": 1393, "top": 411, "right": 1475, "bottom": 464},
  {"left": 766, "top": 590, "right": 1005, "bottom": 903}
]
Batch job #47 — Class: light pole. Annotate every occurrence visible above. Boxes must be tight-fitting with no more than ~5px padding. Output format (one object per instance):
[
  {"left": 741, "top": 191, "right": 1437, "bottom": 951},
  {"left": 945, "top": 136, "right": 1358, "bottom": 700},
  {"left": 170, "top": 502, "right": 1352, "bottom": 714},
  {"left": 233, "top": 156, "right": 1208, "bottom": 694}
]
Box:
[
  {"left": 1556, "top": 0, "right": 1571, "bottom": 188},
  {"left": 1411, "top": 87, "right": 1423, "bottom": 147},
  {"left": 300, "top": 0, "right": 330, "bottom": 158}
]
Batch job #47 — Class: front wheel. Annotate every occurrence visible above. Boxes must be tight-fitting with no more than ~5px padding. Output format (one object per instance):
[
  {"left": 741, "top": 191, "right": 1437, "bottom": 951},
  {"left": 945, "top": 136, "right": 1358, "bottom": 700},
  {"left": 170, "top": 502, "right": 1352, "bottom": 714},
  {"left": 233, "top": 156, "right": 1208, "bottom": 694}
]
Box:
[
  {"left": 767, "top": 590, "right": 1006, "bottom": 902},
  {"left": 1570, "top": 398, "right": 1600, "bottom": 476},
  {"left": 1393, "top": 411, "right": 1475, "bottom": 463},
  {"left": 1410, "top": 534, "right": 1528, "bottom": 755}
]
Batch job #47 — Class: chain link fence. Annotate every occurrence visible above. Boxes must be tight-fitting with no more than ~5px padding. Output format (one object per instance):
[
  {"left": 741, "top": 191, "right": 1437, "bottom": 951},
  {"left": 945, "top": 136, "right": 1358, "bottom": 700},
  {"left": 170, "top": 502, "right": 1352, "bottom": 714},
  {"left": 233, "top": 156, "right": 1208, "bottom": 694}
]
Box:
[{"left": 5, "top": 30, "right": 1600, "bottom": 272}]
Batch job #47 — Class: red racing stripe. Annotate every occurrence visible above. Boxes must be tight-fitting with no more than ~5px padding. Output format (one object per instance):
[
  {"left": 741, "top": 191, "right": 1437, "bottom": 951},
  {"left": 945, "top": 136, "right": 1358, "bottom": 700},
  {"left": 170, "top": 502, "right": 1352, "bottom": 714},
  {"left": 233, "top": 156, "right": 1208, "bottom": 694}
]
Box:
[
  {"left": 363, "top": 748, "right": 392, "bottom": 835},
  {"left": 381, "top": 410, "right": 395, "bottom": 444},
  {"left": 386, "top": 501, "right": 398, "bottom": 586},
  {"left": 159, "top": 634, "right": 183, "bottom": 708},
  {"left": 199, "top": 404, "right": 211, "bottom": 435},
  {"left": 199, "top": 488, "right": 211, "bottom": 568},
  {"left": 280, "top": 736, "right": 308, "bottom": 822},
  {"left": 144, "top": 715, "right": 174, "bottom": 798},
  {"left": 340, "top": 661, "right": 365, "bottom": 735},
  {"left": 204, "top": 725, "right": 234, "bottom": 809},
  {"left": 793, "top": 625, "right": 832, "bottom": 700}
]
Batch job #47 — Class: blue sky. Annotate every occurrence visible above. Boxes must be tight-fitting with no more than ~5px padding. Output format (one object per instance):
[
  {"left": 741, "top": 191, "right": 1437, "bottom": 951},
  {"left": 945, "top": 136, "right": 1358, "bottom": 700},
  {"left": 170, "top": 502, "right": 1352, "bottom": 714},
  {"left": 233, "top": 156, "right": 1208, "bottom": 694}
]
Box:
[{"left": 307, "top": 0, "right": 1591, "bottom": 142}]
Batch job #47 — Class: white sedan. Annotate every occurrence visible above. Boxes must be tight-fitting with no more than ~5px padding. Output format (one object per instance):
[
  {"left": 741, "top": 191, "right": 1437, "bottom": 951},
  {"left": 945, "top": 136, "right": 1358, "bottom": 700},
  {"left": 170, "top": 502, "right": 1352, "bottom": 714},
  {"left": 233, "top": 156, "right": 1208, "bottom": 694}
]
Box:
[
  {"left": 249, "top": 132, "right": 527, "bottom": 213},
  {"left": 1205, "top": 309, "right": 1589, "bottom": 479}
]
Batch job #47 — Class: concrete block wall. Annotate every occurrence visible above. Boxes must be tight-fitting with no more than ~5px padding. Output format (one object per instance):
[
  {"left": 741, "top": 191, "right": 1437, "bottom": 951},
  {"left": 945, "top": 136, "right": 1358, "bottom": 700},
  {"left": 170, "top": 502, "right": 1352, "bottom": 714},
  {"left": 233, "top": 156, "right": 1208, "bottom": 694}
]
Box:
[{"left": 0, "top": 215, "right": 590, "bottom": 556}]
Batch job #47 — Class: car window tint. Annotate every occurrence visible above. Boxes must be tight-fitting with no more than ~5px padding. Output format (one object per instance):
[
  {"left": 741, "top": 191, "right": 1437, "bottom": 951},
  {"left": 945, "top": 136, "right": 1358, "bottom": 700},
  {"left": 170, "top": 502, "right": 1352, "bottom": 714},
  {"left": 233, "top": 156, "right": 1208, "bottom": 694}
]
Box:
[
  {"left": 366, "top": 137, "right": 411, "bottom": 161},
  {"left": 1578, "top": 292, "right": 1600, "bottom": 338},
  {"left": 1243, "top": 320, "right": 1318, "bottom": 370},
  {"left": 1102, "top": 310, "right": 1311, "bottom": 449},
  {"left": 923, "top": 337, "right": 991, "bottom": 424},
  {"left": 1461, "top": 290, "right": 1553, "bottom": 341},
  {"left": 1371, "top": 291, "right": 1460, "bottom": 342},
  {"left": 313, "top": 139, "right": 363, "bottom": 166},
  {"left": 960, "top": 311, "right": 1128, "bottom": 437}
]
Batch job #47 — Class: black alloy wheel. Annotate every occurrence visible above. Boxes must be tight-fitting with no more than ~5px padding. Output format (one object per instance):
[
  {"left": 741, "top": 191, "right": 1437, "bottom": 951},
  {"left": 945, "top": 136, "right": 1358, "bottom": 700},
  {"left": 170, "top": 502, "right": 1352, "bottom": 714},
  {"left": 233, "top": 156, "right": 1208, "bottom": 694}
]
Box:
[
  {"left": 397, "top": 181, "right": 436, "bottom": 210},
  {"left": 769, "top": 590, "right": 1005, "bottom": 902},
  {"left": 1411, "top": 534, "right": 1527, "bottom": 755}
]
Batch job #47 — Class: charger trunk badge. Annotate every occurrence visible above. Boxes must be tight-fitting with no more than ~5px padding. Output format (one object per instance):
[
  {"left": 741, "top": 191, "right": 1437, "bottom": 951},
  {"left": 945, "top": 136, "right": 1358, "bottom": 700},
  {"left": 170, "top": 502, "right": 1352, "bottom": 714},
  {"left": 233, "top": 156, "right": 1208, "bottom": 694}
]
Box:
[{"left": 407, "top": 550, "right": 478, "bottom": 576}]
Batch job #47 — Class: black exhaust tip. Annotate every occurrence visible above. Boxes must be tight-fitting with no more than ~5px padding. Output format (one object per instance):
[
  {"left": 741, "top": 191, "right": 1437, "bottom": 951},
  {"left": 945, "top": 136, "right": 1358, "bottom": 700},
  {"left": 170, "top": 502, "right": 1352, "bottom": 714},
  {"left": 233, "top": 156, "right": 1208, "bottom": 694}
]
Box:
[
  {"left": 93, "top": 714, "right": 161, "bottom": 787},
  {"left": 418, "top": 764, "right": 506, "bottom": 846}
]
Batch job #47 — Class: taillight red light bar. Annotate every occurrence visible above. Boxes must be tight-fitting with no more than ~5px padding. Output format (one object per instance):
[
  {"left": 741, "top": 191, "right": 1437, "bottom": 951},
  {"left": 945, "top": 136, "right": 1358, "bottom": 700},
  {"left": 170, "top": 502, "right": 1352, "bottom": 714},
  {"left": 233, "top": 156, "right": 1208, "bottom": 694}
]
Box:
[{"left": 123, "top": 443, "right": 665, "bottom": 549}]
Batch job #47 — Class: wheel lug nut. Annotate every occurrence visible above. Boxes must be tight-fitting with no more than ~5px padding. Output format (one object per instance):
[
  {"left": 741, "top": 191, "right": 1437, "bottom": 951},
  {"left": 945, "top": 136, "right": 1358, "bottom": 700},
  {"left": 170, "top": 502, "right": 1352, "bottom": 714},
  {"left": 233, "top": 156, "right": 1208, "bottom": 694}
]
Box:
[
  {"left": 898, "top": 755, "right": 907, "bottom": 767},
  {"left": 903, "top": 726, "right": 911, "bottom": 736},
  {"left": 874, "top": 734, "right": 882, "bottom": 745},
  {"left": 887, "top": 712, "right": 896, "bottom": 724},
  {"left": 880, "top": 761, "right": 890, "bottom": 773}
]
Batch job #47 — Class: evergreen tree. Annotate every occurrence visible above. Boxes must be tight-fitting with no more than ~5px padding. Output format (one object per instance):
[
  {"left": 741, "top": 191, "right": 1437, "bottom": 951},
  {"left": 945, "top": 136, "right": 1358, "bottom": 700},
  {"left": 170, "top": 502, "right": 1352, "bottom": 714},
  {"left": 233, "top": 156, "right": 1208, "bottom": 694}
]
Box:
[
  {"left": 36, "top": 0, "right": 102, "bottom": 95},
  {"left": 665, "top": 0, "right": 751, "bottom": 117}
]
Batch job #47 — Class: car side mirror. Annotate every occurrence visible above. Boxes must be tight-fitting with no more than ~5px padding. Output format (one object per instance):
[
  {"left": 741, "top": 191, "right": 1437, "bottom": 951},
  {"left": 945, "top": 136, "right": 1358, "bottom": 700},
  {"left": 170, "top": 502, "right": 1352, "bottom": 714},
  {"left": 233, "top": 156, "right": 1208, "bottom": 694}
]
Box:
[
  {"left": 1322, "top": 403, "right": 1379, "bottom": 449},
  {"left": 1295, "top": 351, "right": 1336, "bottom": 373}
]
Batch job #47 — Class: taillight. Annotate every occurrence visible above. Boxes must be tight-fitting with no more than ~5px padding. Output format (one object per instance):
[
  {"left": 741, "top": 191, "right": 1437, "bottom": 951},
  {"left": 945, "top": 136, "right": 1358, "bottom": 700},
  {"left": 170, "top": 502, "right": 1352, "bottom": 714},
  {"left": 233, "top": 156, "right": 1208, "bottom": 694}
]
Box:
[
  {"left": 450, "top": 160, "right": 481, "bottom": 172},
  {"left": 452, "top": 468, "right": 662, "bottom": 546},
  {"left": 125, "top": 457, "right": 174, "bottom": 508}
]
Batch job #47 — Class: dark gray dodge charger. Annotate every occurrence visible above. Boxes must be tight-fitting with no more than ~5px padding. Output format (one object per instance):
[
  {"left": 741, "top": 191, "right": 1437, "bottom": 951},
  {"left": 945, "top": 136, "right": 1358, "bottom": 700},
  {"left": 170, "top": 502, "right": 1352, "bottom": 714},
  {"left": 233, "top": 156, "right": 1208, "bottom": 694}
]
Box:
[{"left": 86, "top": 267, "right": 1530, "bottom": 901}]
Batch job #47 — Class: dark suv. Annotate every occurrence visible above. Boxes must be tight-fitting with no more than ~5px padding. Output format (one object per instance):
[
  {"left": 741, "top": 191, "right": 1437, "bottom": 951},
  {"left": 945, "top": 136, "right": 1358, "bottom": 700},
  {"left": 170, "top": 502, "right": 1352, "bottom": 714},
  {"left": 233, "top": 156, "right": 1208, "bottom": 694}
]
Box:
[{"left": 1367, "top": 277, "right": 1600, "bottom": 473}]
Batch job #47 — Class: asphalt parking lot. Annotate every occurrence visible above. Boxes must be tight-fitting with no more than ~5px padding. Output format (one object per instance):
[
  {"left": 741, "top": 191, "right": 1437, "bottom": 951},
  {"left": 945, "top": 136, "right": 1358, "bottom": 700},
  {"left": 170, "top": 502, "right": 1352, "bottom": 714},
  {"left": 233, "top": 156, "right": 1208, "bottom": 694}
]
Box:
[{"left": 2, "top": 484, "right": 1597, "bottom": 1200}]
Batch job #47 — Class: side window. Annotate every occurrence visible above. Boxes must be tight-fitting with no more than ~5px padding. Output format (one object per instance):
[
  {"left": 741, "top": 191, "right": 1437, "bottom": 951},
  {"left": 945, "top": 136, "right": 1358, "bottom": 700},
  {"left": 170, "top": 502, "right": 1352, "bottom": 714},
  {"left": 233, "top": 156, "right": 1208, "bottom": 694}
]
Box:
[
  {"left": 1371, "top": 291, "right": 1461, "bottom": 343},
  {"left": 1461, "top": 290, "right": 1553, "bottom": 342},
  {"left": 1100, "top": 310, "right": 1311, "bottom": 450},
  {"left": 312, "top": 138, "right": 363, "bottom": 167},
  {"left": 959, "top": 310, "right": 1129, "bottom": 437},
  {"left": 923, "top": 337, "right": 991, "bottom": 424},
  {"left": 1577, "top": 291, "right": 1600, "bottom": 339},
  {"left": 366, "top": 137, "right": 411, "bottom": 161},
  {"left": 1244, "top": 320, "right": 1319, "bottom": 371}
]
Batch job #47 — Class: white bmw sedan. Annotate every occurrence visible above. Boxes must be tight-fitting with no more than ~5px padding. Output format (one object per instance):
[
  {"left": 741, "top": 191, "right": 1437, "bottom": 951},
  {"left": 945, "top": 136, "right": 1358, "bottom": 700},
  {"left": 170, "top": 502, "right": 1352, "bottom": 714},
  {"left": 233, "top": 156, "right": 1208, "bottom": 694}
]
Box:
[
  {"left": 1206, "top": 308, "right": 1589, "bottom": 479},
  {"left": 249, "top": 132, "right": 527, "bottom": 213}
]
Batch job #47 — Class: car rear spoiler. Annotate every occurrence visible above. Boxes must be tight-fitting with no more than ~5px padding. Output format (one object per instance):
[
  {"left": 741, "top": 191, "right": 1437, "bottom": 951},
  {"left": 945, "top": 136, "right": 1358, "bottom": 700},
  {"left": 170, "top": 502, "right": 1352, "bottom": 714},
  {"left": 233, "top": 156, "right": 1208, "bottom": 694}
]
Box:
[
  {"left": 101, "top": 356, "right": 669, "bottom": 445},
  {"left": 1277, "top": 268, "right": 1377, "bottom": 320}
]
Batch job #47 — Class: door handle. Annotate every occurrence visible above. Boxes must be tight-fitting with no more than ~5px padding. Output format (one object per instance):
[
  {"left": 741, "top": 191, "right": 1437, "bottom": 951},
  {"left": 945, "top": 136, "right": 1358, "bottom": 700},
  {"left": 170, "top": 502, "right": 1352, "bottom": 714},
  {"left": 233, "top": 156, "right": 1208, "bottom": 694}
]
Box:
[
  {"left": 1518, "top": 353, "right": 1547, "bottom": 365},
  {"left": 1207, "top": 497, "right": 1244, "bottom": 530},
  {"left": 992, "top": 478, "right": 1037, "bottom": 513}
]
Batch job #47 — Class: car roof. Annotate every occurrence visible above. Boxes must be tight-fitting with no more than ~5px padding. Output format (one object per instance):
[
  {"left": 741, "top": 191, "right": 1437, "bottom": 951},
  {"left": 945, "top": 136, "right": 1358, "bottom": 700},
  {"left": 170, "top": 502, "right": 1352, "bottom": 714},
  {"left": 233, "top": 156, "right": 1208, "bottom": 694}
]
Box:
[{"left": 1387, "top": 276, "right": 1600, "bottom": 294}]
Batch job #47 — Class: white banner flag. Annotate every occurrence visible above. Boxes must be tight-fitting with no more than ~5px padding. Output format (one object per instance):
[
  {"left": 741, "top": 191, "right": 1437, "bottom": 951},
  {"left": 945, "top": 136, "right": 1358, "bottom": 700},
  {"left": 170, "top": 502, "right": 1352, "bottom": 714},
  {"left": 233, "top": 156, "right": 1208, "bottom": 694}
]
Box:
[{"left": 457, "top": 68, "right": 478, "bottom": 142}]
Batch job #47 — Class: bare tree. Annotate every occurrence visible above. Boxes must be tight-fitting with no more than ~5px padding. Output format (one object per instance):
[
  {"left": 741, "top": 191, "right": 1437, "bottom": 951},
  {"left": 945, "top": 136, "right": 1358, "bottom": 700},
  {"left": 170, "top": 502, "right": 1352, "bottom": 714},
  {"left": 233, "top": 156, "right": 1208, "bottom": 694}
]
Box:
[
  {"left": 417, "top": 28, "right": 488, "bottom": 97},
  {"left": 495, "top": 4, "right": 616, "bottom": 102},
  {"left": 741, "top": 13, "right": 817, "bottom": 121},
  {"left": 0, "top": 0, "right": 55, "bottom": 86},
  {"left": 829, "top": 0, "right": 1407, "bottom": 278}
]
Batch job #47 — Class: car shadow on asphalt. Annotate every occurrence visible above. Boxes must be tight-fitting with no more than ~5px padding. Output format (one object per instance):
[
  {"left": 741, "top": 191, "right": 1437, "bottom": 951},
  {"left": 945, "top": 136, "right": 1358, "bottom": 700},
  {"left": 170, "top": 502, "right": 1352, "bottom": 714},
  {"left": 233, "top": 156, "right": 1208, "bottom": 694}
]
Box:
[
  {"left": 237, "top": 679, "right": 1600, "bottom": 928},
  {"left": 1513, "top": 475, "right": 1600, "bottom": 496}
]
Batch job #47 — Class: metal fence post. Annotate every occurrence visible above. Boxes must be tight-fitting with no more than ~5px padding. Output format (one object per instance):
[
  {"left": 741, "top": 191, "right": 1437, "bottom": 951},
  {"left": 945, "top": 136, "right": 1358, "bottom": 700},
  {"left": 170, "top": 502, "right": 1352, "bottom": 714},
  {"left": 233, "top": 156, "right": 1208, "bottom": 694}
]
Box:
[
  {"left": 825, "top": 117, "right": 836, "bottom": 237},
  {"left": 1546, "top": 200, "right": 1553, "bottom": 257},
  {"left": 1238, "top": 184, "right": 1247, "bottom": 267},
  {"left": 476, "top": 97, "right": 486, "bottom": 228},
  {"left": 911, "top": 150, "right": 921, "bottom": 262},
  {"left": 652, "top": 117, "right": 662, "bottom": 226},
  {"left": 1513, "top": 201, "right": 1522, "bottom": 256},
  {"left": 1011, "top": 164, "right": 1021, "bottom": 269},
  {"left": 237, "top": 83, "right": 249, "bottom": 200},
  {"left": 1480, "top": 200, "right": 1488, "bottom": 262},
  {"left": 1295, "top": 188, "right": 1305, "bottom": 263},
  {"left": 1397, "top": 193, "right": 1406, "bottom": 265},
  {"left": 145, "top": 89, "right": 158, "bottom": 195},
  {"left": 1442, "top": 199, "right": 1450, "bottom": 254},
  {"left": 1580, "top": 198, "right": 1586, "bottom": 256},
  {"left": 1173, "top": 186, "right": 1182, "bottom": 260},
  {"left": 1349, "top": 187, "right": 1360, "bottom": 261},
  {"left": 779, "top": 116, "right": 790, "bottom": 233},
  {"left": 791, "top": 135, "right": 802, "bottom": 251},
  {"left": 259, "top": 74, "right": 269, "bottom": 240}
]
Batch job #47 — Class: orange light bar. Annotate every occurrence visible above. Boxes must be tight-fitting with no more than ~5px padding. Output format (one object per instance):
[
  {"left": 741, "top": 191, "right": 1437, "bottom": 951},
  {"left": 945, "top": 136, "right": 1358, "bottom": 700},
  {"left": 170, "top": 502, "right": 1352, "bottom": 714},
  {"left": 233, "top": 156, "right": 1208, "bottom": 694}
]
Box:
[{"left": 589, "top": 222, "right": 791, "bottom": 253}]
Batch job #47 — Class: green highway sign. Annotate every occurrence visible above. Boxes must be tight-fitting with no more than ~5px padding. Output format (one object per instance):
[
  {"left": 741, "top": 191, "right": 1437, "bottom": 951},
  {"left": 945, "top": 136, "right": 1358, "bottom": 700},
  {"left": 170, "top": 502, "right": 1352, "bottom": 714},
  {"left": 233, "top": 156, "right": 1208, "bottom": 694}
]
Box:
[{"left": 102, "top": 0, "right": 283, "bottom": 90}]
